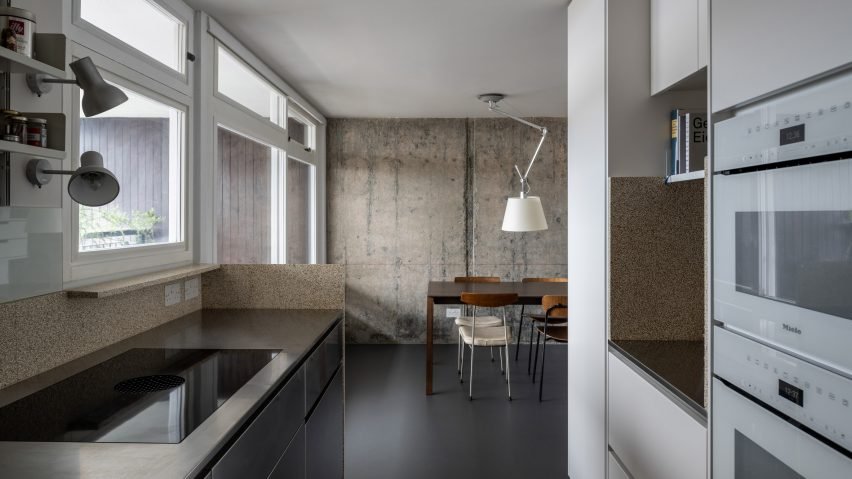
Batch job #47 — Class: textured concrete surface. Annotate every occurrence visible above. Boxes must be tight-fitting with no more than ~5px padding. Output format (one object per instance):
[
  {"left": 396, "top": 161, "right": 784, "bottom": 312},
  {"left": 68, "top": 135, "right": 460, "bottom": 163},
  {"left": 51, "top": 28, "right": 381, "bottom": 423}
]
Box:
[
  {"left": 609, "top": 177, "right": 705, "bottom": 341},
  {"left": 328, "top": 118, "right": 567, "bottom": 344},
  {"left": 0, "top": 279, "right": 203, "bottom": 390},
  {"left": 202, "top": 264, "right": 345, "bottom": 309}
]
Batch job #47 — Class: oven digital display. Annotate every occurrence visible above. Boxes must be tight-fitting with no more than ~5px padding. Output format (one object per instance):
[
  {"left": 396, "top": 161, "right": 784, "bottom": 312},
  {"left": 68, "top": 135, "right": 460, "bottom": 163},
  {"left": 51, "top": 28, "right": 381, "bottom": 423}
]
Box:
[
  {"left": 780, "top": 124, "right": 805, "bottom": 145},
  {"left": 779, "top": 379, "right": 804, "bottom": 406}
]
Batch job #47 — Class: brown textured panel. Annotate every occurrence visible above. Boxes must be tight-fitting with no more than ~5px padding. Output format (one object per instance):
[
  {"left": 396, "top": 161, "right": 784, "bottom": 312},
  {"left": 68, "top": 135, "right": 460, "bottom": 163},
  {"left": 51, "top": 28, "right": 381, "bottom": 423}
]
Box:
[
  {"left": 201, "top": 264, "right": 344, "bottom": 310},
  {"left": 609, "top": 177, "right": 705, "bottom": 341}
]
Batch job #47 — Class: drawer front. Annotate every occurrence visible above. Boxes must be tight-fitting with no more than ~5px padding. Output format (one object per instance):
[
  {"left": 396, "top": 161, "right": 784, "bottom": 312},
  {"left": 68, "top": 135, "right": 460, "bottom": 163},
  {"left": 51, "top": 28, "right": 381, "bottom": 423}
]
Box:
[
  {"left": 270, "top": 425, "right": 306, "bottom": 479},
  {"left": 0, "top": 220, "right": 26, "bottom": 240},
  {"left": 213, "top": 368, "right": 305, "bottom": 479},
  {"left": 306, "top": 323, "right": 342, "bottom": 414},
  {"left": 0, "top": 238, "right": 27, "bottom": 259},
  {"left": 306, "top": 367, "right": 343, "bottom": 479}
]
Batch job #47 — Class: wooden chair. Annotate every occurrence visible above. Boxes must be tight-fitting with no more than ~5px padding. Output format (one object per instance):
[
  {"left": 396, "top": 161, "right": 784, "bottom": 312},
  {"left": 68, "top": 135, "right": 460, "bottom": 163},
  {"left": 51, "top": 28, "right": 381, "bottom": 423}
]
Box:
[
  {"left": 459, "top": 292, "right": 518, "bottom": 400},
  {"left": 532, "top": 295, "right": 568, "bottom": 401},
  {"left": 515, "top": 278, "right": 567, "bottom": 363},
  {"left": 453, "top": 276, "right": 503, "bottom": 375}
]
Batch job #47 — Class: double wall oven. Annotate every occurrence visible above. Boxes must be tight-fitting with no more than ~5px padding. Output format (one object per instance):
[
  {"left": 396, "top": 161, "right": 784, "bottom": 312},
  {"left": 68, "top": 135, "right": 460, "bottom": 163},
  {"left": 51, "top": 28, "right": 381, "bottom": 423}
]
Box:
[{"left": 713, "top": 71, "right": 852, "bottom": 477}]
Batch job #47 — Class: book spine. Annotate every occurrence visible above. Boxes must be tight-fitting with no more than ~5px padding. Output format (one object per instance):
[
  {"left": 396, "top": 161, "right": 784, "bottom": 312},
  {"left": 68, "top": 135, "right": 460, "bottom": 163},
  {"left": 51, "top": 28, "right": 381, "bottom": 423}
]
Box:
[
  {"left": 684, "top": 112, "right": 691, "bottom": 173},
  {"left": 670, "top": 109, "right": 679, "bottom": 176}
]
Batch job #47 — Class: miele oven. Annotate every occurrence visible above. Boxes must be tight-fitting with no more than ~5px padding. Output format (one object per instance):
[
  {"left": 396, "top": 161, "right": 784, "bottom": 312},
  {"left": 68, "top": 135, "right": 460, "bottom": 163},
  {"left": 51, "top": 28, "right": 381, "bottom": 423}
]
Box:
[
  {"left": 714, "top": 71, "right": 852, "bottom": 375},
  {"left": 713, "top": 327, "right": 852, "bottom": 478}
]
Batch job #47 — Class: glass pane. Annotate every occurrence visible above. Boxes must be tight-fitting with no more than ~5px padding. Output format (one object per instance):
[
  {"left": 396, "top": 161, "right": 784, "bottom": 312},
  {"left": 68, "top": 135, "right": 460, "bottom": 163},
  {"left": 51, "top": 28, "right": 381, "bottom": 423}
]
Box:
[
  {"left": 217, "top": 46, "right": 286, "bottom": 127},
  {"left": 288, "top": 116, "right": 307, "bottom": 145},
  {"left": 80, "top": 0, "right": 185, "bottom": 73},
  {"left": 0, "top": 208, "right": 62, "bottom": 303},
  {"left": 216, "top": 127, "right": 276, "bottom": 263},
  {"left": 79, "top": 84, "right": 184, "bottom": 252},
  {"left": 287, "top": 158, "right": 313, "bottom": 264},
  {"left": 734, "top": 430, "right": 804, "bottom": 478}
]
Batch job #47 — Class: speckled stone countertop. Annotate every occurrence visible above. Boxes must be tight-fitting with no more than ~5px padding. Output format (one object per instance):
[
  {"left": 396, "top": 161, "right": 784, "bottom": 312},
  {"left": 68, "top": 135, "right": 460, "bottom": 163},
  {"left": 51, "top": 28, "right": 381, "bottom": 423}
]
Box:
[
  {"left": 609, "top": 339, "right": 706, "bottom": 419},
  {"left": 0, "top": 308, "right": 343, "bottom": 479}
]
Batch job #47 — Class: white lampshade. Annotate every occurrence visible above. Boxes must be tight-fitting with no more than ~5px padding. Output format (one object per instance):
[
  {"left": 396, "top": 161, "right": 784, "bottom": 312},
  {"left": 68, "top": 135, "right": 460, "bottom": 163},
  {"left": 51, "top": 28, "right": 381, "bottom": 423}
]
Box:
[{"left": 502, "top": 196, "right": 548, "bottom": 232}]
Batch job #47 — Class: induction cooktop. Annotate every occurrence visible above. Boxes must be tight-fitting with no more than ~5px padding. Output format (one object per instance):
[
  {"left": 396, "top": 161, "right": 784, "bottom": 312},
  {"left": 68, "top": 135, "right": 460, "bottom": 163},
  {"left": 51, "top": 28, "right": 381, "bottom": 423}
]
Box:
[{"left": 0, "top": 348, "right": 280, "bottom": 444}]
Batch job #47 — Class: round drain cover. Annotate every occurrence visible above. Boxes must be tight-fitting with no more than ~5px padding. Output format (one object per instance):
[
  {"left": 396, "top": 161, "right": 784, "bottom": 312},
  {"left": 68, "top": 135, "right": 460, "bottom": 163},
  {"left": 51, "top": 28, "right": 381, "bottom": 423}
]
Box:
[{"left": 114, "top": 375, "right": 185, "bottom": 393}]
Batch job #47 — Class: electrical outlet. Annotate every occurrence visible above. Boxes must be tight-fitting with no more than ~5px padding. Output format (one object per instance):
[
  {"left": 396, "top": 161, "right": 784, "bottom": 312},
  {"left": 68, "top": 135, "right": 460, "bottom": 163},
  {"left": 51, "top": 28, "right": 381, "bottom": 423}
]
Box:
[
  {"left": 184, "top": 277, "right": 200, "bottom": 300},
  {"left": 165, "top": 282, "right": 182, "bottom": 306},
  {"left": 446, "top": 308, "right": 461, "bottom": 319}
]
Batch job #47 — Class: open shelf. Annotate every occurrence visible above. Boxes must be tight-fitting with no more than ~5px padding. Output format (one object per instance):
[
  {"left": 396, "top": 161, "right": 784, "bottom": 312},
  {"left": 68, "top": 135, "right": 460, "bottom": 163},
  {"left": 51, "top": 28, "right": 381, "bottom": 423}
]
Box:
[
  {"left": 665, "top": 170, "right": 705, "bottom": 184},
  {"left": 0, "top": 140, "right": 65, "bottom": 159},
  {"left": 0, "top": 38, "right": 66, "bottom": 78}
]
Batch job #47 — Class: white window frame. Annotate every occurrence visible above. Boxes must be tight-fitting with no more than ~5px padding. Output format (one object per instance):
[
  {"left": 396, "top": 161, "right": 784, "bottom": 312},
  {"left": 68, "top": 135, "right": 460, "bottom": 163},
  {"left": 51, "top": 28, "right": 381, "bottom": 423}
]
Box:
[
  {"left": 69, "top": 0, "right": 194, "bottom": 96},
  {"left": 198, "top": 14, "right": 327, "bottom": 265},
  {"left": 63, "top": 44, "right": 194, "bottom": 286},
  {"left": 213, "top": 42, "right": 287, "bottom": 130}
]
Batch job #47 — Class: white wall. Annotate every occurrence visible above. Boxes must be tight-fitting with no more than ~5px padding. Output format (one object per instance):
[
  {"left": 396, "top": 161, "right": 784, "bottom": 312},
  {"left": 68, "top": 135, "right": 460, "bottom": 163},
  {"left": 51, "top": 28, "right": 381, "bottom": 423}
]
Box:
[{"left": 567, "top": 0, "right": 608, "bottom": 477}]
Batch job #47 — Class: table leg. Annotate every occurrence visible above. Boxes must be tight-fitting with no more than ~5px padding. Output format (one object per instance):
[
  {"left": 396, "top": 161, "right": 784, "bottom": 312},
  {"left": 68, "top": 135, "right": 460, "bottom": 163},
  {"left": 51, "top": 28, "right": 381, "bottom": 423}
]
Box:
[{"left": 426, "top": 296, "right": 434, "bottom": 395}]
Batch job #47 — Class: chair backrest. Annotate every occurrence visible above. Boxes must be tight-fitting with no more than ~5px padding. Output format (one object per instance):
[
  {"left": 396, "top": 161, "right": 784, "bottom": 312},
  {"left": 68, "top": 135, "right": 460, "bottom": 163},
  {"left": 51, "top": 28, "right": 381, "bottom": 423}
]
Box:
[
  {"left": 542, "top": 295, "right": 568, "bottom": 319},
  {"left": 522, "top": 277, "right": 567, "bottom": 283},
  {"left": 455, "top": 276, "right": 500, "bottom": 283},
  {"left": 461, "top": 292, "right": 518, "bottom": 308}
]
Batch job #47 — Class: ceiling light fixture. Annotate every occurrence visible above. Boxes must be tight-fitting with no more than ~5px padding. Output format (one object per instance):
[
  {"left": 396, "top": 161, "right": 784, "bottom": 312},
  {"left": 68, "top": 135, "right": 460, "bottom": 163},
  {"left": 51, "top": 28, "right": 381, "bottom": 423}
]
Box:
[
  {"left": 478, "top": 93, "right": 549, "bottom": 232},
  {"left": 26, "top": 152, "right": 120, "bottom": 207}
]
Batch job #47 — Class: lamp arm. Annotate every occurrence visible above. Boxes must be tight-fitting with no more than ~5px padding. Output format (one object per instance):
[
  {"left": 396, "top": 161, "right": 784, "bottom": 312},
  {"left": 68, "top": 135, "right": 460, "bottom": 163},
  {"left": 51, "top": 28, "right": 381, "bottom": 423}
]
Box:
[
  {"left": 489, "top": 102, "right": 548, "bottom": 183},
  {"left": 40, "top": 78, "right": 78, "bottom": 85}
]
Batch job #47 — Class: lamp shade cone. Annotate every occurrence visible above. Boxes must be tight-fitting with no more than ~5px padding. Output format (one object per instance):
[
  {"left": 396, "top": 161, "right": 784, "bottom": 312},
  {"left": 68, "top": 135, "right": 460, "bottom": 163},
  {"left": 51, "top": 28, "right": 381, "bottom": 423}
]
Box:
[
  {"left": 71, "top": 57, "right": 129, "bottom": 117},
  {"left": 502, "top": 196, "right": 548, "bottom": 232},
  {"left": 68, "top": 151, "right": 120, "bottom": 207}
]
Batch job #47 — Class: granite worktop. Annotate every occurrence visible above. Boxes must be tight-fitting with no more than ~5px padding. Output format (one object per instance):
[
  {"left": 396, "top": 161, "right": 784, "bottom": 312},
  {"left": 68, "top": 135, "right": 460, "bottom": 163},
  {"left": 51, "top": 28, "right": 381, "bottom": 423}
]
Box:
[
  {"left": 609, "top": 339, "right": 705, "bottom": 420},
  {"left": 0, "top": 308, "right": 343, "bottom": 479}
]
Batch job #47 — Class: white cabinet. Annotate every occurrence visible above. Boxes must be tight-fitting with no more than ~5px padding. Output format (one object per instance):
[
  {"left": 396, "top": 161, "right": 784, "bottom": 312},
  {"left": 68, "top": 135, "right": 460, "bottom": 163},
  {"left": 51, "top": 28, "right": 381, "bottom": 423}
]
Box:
[
  {"left": 711, "top": 0, "right": 852, "bottom": 112},
  {"left": 651, "top": 0, "right": 707, "bottom": 94},
  {"left": 608, "top": 450, "right": 632, "bottom": 479},
  {"left": 608, "top": 353, "right": 707, "bottom": 479}
]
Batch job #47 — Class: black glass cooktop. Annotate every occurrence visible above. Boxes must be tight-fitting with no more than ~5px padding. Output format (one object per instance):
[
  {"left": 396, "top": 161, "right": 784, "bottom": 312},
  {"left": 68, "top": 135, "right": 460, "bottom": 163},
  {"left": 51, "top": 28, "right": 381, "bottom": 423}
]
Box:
[{"left": 0, "top": 348, "right": 279, "bottom": 444}]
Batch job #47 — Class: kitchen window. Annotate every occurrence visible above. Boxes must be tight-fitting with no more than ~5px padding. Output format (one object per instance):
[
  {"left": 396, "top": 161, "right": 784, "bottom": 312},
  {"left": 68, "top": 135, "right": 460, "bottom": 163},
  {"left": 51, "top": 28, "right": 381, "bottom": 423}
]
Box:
[{"left": 216, "top": 45, "right": 287, "bottom": 128}]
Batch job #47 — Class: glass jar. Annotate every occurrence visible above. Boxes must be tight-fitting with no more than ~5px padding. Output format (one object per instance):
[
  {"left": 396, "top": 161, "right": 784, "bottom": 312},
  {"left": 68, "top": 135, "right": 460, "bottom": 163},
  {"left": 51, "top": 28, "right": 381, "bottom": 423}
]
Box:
[
  {"left": 8, "top": 115, "right": 27, "bottom": 143},
  {"left": 1, "top": 109, "right": 20, "bottom": 135},
  {"left": 26, "top": 117, "right": 46, "bottom": 147}
]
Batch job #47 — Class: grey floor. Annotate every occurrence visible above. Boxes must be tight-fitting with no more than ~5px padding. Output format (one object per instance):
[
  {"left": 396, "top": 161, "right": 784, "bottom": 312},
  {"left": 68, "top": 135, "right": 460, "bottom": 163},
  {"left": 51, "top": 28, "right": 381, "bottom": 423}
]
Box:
[{"left": 345, "top": 343, "right": 568, "bottom": 479}]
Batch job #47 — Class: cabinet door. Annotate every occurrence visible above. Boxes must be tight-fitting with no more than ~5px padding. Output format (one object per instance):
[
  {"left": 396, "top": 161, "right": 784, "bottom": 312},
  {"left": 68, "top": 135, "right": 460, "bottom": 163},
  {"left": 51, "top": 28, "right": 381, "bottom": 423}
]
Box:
[
  {"left": 651, "top": 0, "right": 699, "bottom": 94},
  {"left": 711, "top": 0, "right": 852, "bottom": 112},
  {"left": 608, "top": 353, "right": 706, "bottom": 479},
  {"left": 270, "top": 426, "right": 306, "bottom": 479},
  {"left": 306, "top": 367, "right": 343, "bottom": 479}
]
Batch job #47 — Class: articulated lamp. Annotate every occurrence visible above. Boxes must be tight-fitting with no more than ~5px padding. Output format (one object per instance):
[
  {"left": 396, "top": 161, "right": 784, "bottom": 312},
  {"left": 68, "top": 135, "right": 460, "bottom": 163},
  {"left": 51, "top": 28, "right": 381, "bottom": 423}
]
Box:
[
  {"left": 27, "top": 56, "right": 129, "bottom": 117},
  {"left": 479, "top": 94, "right": 549, "bottom": 232},
  {"left": 26, "top": 152, "right": 120, "bottom": 207}
]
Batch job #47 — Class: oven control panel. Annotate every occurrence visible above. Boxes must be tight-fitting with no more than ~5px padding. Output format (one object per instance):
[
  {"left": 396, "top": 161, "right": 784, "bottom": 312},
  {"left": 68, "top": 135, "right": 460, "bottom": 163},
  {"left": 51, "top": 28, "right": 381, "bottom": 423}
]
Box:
[
  {"left": 715, "top": 72, "right": 852, "bottom": 172},
  {"left": 714, "top": 326, "right": 852, "bottom": 452}
]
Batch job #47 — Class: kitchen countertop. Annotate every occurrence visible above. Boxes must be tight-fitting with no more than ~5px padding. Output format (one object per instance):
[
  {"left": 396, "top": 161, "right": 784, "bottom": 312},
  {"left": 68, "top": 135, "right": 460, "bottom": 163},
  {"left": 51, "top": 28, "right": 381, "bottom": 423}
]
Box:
[
  {"left": 0, "top": 308, "right": 343, "bottom": 479},
  {"left": 609, "top": 339, "right": 705, "bottom": 421}
]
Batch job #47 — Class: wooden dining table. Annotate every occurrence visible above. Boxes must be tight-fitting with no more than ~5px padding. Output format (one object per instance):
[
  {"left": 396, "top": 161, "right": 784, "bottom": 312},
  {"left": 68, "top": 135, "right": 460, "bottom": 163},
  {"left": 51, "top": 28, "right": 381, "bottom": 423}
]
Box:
[{"left": 425, "top": 280, "right": 567, "bottom": 395}]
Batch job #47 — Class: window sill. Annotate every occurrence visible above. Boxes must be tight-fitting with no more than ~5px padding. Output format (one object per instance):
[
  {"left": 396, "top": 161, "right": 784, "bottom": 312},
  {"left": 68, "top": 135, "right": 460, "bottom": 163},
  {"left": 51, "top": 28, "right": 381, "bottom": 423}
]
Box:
[{"left": 65, "top": 263, "right": 219, "bottom": 299}]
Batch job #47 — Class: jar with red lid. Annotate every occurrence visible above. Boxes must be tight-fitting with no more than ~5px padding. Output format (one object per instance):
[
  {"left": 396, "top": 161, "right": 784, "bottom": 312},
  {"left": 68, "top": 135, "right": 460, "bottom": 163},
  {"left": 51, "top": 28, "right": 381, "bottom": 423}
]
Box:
[{"left": 26, "top": 117, "right": 46, "bottom": 147}]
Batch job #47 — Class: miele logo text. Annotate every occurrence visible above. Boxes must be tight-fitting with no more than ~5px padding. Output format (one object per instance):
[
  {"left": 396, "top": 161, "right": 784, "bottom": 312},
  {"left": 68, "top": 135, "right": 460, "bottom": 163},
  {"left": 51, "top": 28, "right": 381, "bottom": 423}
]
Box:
[{"left": 782, "top": 324, "right": 802, "bottom": 335}]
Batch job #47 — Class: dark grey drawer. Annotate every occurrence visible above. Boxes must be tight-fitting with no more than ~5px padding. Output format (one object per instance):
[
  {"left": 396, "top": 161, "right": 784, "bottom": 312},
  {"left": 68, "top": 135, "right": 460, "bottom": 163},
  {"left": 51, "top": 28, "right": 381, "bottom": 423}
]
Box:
[
  {"left": 306, "top": 367, "right": 343, "bottom": 479},
  {"left": 306, "top": 323, "right": 342, "bottom": 414},
  {"left": 212, "top": 368, "right": 305, "bottom": 479},
  {"left": 269, "top": 425, "right": 306, "bottom": 479}
]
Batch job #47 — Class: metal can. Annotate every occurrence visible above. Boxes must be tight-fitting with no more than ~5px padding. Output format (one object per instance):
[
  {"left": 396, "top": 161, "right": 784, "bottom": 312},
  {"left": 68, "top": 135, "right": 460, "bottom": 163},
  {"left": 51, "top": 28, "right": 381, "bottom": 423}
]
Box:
[
  {"left": 26, "top": 118, "right": 46, "bottom": 147},
  {"left": 8, "top": 116, "right": 27, "bottom": 143},
  {"left": 0, "top": 7, "right": 36, "bottom": 58},
  {"left": 1, "top": 134, "right": 19, "bottom": 143}
]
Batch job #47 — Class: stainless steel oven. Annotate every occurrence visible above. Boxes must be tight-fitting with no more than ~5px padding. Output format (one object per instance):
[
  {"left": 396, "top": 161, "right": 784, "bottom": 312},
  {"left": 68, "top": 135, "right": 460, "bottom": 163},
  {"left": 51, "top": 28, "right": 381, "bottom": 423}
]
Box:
[{"left": 714, "top": 71, "right": 852, "bottom": 374}]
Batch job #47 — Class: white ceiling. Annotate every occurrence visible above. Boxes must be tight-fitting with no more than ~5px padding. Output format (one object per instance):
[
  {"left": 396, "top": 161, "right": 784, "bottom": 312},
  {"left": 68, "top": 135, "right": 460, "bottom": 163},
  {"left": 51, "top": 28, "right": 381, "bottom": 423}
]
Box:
[{"left": 186, "top": 0, "right": 569, "bottom": 118}]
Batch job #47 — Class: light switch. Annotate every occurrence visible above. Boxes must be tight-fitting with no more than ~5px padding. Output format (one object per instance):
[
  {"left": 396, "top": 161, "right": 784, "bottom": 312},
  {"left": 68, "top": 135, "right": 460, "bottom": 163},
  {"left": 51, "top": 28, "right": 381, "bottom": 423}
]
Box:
[
  {"left": 446, "top": 308, "right": 461, "bottom": 319},
  {"left": 165, "top": 282, "right": 182, "bottom": 306},
  {"left": 184, "top": 277, "right": 199, "bottom": 300}
]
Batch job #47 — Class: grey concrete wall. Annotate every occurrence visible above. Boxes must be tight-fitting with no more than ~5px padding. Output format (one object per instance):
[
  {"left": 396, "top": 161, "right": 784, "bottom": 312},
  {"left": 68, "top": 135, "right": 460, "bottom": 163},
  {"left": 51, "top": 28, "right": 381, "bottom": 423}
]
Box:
[{"left": 328, "top": 118, "right": 567, "bottom": 344}]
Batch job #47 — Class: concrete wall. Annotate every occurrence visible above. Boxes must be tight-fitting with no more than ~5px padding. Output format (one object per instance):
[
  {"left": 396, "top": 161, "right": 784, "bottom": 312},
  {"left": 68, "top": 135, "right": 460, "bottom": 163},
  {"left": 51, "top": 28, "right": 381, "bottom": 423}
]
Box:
[{"left": 327, "top": 117, "right": 567, "bottom": 344}]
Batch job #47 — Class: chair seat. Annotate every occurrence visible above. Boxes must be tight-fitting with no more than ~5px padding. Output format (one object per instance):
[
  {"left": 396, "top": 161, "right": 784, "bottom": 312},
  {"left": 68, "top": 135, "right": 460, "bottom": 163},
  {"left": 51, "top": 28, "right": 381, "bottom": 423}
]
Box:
[
  {"left": 459, "top": 325, "right": 510, "bottom": 347},
  {"left": 454, "top": 315, "right": 502, "bottom": 327},
  {"left": 535, "top": 324, "right": 568, "bottom": 342}
]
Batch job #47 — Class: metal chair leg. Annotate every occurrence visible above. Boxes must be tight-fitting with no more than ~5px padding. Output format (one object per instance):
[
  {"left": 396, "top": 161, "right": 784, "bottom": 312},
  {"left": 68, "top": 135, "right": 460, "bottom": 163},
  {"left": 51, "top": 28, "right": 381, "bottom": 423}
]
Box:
[
  {"left": 532, "top": 330, "right": 541, "bottom": 383},
  {"left": 515, "top": 305, "right": 525, "bottom": 361},
  {"left": 527, "top": 322, "right": 535, "bottom": 375},
  {"left": 539, "top": 323, "right": 548, "bottom": 401},
  {"left": 459, "top": 332, "right": 465, "bottom": 383},
  {"left": 506, "top": 345, "right": 512, "bottom": 400},
  {"left": 469, "top": 342, "right": 475, "bottom": 400},
  {"left": 499, "top": 343, "right": 504, "bottom": 373}
]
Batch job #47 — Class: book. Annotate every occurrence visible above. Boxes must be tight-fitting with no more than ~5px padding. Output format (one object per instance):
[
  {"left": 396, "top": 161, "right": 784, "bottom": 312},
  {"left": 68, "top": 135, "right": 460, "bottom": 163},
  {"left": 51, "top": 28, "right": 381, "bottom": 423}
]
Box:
[
  {"left": 670, "top": 110, "right": 679, "bottom": 176},
  {"left": 669, "top": 109, "right": 707, "bottom": 175}
]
